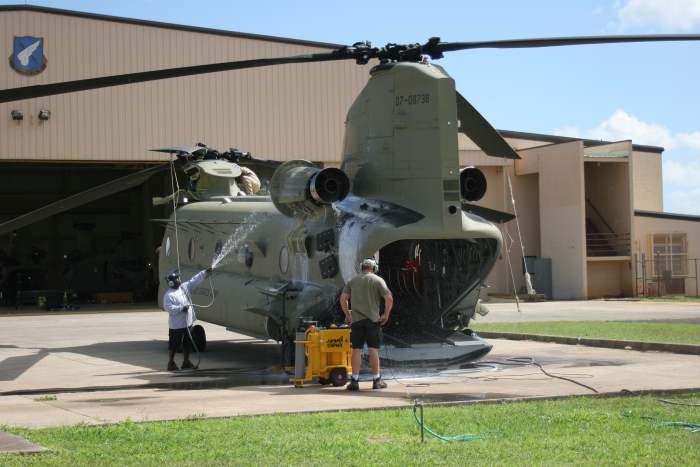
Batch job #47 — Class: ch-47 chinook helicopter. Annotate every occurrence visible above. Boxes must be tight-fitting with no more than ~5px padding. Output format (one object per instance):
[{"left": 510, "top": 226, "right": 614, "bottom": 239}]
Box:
[{"left": 2, "top": 33, "right": 700, "bottom": 366}]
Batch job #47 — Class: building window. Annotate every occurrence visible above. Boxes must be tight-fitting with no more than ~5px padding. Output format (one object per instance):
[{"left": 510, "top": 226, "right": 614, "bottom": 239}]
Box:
[{"left": 650, "top": 232, "right": 687, "bottom": 276}]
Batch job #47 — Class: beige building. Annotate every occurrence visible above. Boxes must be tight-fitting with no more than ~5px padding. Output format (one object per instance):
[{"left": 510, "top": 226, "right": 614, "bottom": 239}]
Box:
[
  {"left": 463, "top": 131, "right": 700, "bottom": 300},
  {"left": 1, "top": 5, "right": 694, "bottom": 304}
]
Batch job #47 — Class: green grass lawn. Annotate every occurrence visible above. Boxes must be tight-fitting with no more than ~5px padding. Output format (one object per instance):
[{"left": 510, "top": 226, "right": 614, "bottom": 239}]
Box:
[
  {"left": 471, "top": 321, "right": 700, "bottom": 345},
  {"left": 3, "top": 393, "right": 699, "bottom": 466}
]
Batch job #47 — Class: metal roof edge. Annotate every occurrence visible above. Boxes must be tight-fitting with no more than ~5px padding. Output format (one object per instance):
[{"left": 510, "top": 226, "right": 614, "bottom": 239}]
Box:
[
  {"left": 635, "top": 210, "right": 700, "bottom": 222},
  {"left": 497, "top": 129, "right": 664, "bottom": 154},
  {"left": 0, "top": 5, "right": 343, "bottom": 50}
]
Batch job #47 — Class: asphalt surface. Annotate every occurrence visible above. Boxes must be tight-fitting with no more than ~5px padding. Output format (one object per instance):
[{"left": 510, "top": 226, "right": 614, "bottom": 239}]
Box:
[{"left": 1, "top": 299, "right": 699, "bottom": 452}]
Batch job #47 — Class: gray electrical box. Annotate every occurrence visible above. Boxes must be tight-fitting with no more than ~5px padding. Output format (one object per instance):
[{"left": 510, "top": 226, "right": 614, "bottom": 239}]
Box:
[{"left": 533, "top": 258, "right": 553, "bottom": 299}]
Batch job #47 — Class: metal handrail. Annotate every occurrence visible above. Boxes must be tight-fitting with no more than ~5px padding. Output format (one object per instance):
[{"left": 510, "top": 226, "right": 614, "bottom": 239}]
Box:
[
  {"left": 585, "top": 230, "right": 631, "bottom": 257},
  {"left": 586, "top": 199, "right": 618, "bottom": 237}
]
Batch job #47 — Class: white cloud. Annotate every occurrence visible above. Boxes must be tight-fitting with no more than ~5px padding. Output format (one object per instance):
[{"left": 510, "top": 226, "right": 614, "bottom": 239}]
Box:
[
  {"left": 676, "top": 132, "right": 700, "bottom": 152},
  {"left": 663, "top": 160, "right": 700, "bottom": 188},
  {"left": 617, "top": 0, "right": 700, "bottom": 31},
  {"left": 665, "top": 188, "right": 700, "bottom": 215},
  {"left": 554, "top": 109, "right": 679, "bottom": 148}
]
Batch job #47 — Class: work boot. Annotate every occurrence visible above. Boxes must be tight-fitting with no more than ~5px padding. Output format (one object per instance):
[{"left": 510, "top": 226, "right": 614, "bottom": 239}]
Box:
[
  {"left": 346, "top": 378, "right": 359, "bottom": 391},
  {"left": 372, "top": 377, "right": 387, "bottom": 389},
  {"left": 167, "top": 361, "right": 179, "bottom": 371},
  {"left": 181, "top": 360, "right": 196, "bottom": 370}
]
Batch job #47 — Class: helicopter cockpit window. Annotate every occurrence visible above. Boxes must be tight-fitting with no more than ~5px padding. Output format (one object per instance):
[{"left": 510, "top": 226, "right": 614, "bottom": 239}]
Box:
[
  {"left": 279, "top": 246, "right": 289, "bottom": 274},
  {"left": 188, "top": 238, "right": 196, "bottom": 261},
  {"left": 238, "top": 245, "right": 253, "bottom": 269},
  {"left": 165, "top": 237, "right": 171, "bottom": 258}
]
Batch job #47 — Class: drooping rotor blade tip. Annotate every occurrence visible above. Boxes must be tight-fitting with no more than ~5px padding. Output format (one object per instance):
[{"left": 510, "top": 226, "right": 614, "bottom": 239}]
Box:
[{"left": 456, "top": 92, "right": 521, "bottom": 160}]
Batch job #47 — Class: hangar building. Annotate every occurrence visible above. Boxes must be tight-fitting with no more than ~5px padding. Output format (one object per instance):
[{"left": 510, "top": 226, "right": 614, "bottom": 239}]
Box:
[
  {"left": 1, "top": 5, "right": 696, "bottom": 305},
  {"left": 0, "top": 5, "right": 370, "bottom": 304}
]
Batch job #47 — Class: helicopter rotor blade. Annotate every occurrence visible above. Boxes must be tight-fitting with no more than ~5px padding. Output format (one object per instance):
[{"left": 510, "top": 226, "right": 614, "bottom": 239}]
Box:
[
  {"left": 0, "top": 52, "right": 346, "bottom": 104},
  {"left": 456, "top": 92, "right": 520, "bottom": 160},
  {"left": 438, "top": 34, "right": 700, "bottom": 53},
  {"left": 234, "top": 155, "right": 283, "bottom": 169},
  {"left": 462, "top": 202, "right": 515, "bottom": 224},
  {"left": 0, "top": 162, "right": 170, "bottom": 236}
]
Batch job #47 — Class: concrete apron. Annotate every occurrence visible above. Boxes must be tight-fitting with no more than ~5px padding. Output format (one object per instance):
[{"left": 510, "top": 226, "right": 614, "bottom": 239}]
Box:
[
  {"left": 0, "top": 308, "right": 699, "bottom": 431},
  {"left": 1, "top": 338, "right": 699, "bottom": 429}
]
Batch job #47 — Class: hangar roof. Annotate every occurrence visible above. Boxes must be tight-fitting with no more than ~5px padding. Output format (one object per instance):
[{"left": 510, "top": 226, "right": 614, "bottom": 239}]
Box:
[
  {"left": 0, "top": 4, "right": 342, "bottom": 49},
  {"left": 498, "top": 129, "right": 664, "bottom": 154}
]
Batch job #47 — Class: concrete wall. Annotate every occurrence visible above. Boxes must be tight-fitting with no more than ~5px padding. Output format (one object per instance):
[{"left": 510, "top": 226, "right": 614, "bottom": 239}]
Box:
[
  {"left": 587, "top": 260, "right": 626, "bottom": 297},
  {"left": 632, "top": 150, "right": 663, "bottom": 211},
  {"left": 0, "top": 7, "right": 371, "bottom": 164},
  {"left": 519, "top": 141, "right": 587, "bottom": 299}
]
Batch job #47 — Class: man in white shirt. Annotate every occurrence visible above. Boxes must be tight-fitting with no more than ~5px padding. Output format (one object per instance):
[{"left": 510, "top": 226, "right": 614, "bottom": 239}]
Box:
[{"left": 163, "top": 267, "right": 213, "bottom": 371}]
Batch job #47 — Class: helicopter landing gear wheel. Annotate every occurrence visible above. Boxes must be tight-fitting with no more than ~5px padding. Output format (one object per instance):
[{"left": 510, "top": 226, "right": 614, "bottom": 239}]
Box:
[
  {"left": 281, "top": 337, "right": 296, "bottom": 369},
  {"left": 191, "top": 324, "right": 206, "bottom": 352},
  {"left": 329, "top": 368, "right": 348, "bottom": 387}
]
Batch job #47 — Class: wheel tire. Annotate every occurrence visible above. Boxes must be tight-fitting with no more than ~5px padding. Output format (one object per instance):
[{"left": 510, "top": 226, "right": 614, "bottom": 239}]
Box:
[
  {"left": 318, "top": 378, "right": 331, "bottom": 386},
  {"left": 191, "top": 324, "right": 206, "bottom": 352},
  {"left": 281, "top": 338, "right": 296, "bottom": 368},
  {"left": 329, "top": 368, "right": 348, "bottom": 387}
]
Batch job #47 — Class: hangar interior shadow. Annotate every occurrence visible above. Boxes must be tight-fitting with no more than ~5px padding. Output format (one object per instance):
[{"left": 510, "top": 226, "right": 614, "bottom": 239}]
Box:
[{"left": 0, "top": 163, "right": 177, "bottom": 307}]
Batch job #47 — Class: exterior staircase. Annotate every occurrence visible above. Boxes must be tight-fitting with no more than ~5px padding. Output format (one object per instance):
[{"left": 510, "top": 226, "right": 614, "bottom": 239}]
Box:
[{"left": 586, "top": 218, "right": 616, "bottom": 256}]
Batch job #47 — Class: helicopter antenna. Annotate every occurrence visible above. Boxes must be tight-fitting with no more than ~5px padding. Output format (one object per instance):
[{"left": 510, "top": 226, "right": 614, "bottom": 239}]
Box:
[{"left": 169, "top": 153, "right": 182, "bottom": 276}]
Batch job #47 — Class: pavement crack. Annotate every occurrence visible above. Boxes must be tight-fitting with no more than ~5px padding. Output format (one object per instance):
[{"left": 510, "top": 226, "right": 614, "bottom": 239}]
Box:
[{"left": 21, "top": 395, "right": 109, "bottom": 423}]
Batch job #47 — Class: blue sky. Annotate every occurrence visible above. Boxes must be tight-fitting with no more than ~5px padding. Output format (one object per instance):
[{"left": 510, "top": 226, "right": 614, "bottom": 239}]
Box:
[{"left": 4, "top": 0, "right": 700, "bottom": 214}]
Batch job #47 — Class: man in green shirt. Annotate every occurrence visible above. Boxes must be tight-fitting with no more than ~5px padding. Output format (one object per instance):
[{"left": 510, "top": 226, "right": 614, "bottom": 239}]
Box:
[{"left": 339, "top": 257, "right": 393, "bottom": 390}]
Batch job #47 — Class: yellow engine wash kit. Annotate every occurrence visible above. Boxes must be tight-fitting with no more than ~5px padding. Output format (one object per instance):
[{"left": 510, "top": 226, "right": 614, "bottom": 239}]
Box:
[{"left": 290, "top": 323, "right": 352, "bottom": 388}]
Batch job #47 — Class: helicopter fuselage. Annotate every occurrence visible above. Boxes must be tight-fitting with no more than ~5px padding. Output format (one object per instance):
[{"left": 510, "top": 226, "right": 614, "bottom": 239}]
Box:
[{"left": 157, "top": 61, "right": 504, "bottom": 365}]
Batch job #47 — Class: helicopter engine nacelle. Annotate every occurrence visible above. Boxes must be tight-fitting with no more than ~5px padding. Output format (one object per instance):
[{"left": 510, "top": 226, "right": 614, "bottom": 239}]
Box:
[
  {"left": 270, "top": 160, "right": 350, "bottom": 218},
  {"left": 460, "top": 166, "right": 487, "bottom": 202}
]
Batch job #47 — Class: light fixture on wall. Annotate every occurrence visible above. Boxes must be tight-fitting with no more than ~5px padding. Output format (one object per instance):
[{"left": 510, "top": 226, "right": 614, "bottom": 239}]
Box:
[
  {"left": 38, "top": 110, "right": 51, "bottom": 121},
  {"left": 11, "top": 110, "right": 23, "bottom": 121}
]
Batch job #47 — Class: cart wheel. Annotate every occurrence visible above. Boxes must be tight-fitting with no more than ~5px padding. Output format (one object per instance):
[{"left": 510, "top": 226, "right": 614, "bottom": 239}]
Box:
[
  {"left": 318, "top": 378, "right": 332, "bottom": 386},
  {"left": 191, "top": 325, "right": 206, "bottom": 352},
  {"left": 329, "top": 368, "right": 348, "bottom": 387}
]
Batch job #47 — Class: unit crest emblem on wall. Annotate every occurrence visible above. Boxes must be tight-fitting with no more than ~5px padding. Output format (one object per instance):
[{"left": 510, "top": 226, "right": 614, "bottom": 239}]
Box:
[{"left": 9, "top": 36, "right": 47, "bottom": 76}]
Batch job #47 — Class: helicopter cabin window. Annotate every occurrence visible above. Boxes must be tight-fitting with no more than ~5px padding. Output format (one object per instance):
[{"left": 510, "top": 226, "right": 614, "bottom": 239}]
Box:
[
  {"left": 238, "top": 245, "right": 253, "bottom": 269},
  {"left": 188, "top": 238, "right": 196, "bottom": 261},
  {"left": 649, "top": 232, "right": 687, "bottom": 276},
  {"left": 279, "top": 246, "right": 289, "bottom": 274},
  {"left": 165, "top": 237, "right": 171, "bottom": 258}
]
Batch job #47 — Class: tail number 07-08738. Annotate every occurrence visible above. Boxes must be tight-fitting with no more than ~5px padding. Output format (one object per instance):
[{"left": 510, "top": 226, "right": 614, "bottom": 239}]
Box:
[{"left": 395, "top": 94, "right": 429, "bottom": 106}]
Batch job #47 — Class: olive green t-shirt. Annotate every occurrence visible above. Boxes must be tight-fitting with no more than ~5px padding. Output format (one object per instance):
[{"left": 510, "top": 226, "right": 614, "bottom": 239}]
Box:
[{"left": 342, "top": 272, "right": 392, "bottom": 323}]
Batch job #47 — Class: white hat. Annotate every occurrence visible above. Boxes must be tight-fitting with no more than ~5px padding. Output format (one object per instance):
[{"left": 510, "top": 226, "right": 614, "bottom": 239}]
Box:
[{"left": 362, "top": 258, "right": 377, "bottom": 268}]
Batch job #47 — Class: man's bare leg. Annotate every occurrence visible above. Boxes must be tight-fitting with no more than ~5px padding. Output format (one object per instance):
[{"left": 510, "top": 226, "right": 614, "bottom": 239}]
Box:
[
  {"left": 368, "top": 348, "right": 380, "bottom": 375},
  {"left": 351, "top": 349, "right": 362, "bottom": 379}
]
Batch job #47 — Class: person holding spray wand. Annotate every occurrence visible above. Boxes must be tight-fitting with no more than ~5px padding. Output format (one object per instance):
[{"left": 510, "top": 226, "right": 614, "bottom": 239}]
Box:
[{"left": 163, "top": 267, "right": 213, "bottom": 371}]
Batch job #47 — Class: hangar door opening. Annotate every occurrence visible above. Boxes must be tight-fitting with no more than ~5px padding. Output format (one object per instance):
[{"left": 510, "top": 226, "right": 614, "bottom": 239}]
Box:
[{"left": 0, "top": 162, "right": 172, "bottom": 307}]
